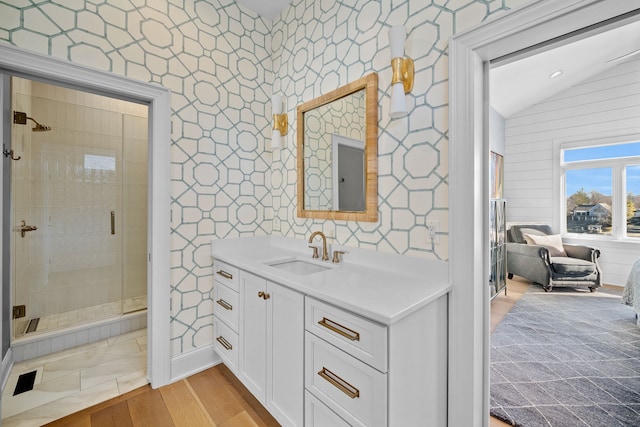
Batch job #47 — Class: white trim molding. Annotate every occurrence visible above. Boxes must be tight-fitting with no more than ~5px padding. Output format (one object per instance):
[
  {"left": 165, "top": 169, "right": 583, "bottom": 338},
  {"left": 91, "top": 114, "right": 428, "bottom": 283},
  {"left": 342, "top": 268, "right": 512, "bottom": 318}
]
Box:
[
  {"left": 1, "top": 347, "right": 12, "bottom": 393},
  {"left": 0, "top": 43, "right": 172, "bottom": 388},
  {"left": 448, "top": 1, "right": 640, "bottom": 426},
  {"left": 170, "top": 345, "right": 222, "bottom": 383}
]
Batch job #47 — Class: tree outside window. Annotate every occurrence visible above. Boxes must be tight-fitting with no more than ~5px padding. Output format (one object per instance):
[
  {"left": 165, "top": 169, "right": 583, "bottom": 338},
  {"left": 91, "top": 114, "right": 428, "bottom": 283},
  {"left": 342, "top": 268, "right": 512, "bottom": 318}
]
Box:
[{"left": 563, "top": 142, "right": 640, "bottom": 239}]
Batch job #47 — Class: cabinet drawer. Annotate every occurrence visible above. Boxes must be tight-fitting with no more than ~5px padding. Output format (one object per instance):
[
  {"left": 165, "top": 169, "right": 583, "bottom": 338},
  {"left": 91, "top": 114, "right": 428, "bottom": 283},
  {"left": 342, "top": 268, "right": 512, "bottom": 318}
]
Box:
[
  {"left": 305, "top": 390, "right": 352, "bottom": 427},
  {"left": 213, "top": 282, "right": 239, "bottom": 332},
  {"left": 214, "top": 317, "right": 239, "bottom": 375},
  {"left": 306, "top": 297, "right": 387, "bottom": 372},
  {"left": 305, "top": 332, "right": 387, "bottom": 427},
  {"left": 213, "top": 260, "right": 239, "bottom": 291}
]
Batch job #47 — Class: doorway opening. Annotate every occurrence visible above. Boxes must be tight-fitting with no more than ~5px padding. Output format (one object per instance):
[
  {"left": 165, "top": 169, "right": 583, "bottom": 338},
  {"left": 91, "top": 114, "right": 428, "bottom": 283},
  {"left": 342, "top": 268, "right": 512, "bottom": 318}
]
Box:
[
  {"left": 10, "top": 77, "right": 149, "bottom": 341},
  {"left": 448, "top": 3, "right": 640, "bottom": 425},
  {"left": 0, "top": 43, "right": 171, "bottom": 392}
]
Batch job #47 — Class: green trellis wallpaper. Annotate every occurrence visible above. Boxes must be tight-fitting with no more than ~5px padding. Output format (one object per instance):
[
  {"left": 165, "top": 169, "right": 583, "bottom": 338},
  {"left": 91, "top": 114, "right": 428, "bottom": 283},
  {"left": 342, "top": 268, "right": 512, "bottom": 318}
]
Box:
[{"left": 0, "top": 0, "right": 526, "bottom": 356}]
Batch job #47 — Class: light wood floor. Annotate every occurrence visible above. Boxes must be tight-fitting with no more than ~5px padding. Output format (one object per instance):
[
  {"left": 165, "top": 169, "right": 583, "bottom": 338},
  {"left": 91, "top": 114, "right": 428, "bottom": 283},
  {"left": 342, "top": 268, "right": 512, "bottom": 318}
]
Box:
[
  {"left": 46, "top": 278, "right": 532, "bottom": 427},
  {"left": 44, "top": 364, "right": 279, "bottom": 427}
]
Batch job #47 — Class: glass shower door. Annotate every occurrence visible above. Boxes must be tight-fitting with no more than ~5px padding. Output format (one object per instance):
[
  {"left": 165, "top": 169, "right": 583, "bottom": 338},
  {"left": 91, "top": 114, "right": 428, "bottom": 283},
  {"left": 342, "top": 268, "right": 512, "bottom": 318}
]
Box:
[{"left": 11, "top": 77, "right": 148, "bottom": 339}]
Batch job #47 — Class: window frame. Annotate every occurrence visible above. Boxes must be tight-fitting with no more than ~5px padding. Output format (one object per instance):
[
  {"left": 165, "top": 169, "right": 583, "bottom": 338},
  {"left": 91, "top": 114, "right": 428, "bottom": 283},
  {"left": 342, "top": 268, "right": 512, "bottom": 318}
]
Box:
[{"left": 560, "top": 137, "right": 640, "bottom": 241}]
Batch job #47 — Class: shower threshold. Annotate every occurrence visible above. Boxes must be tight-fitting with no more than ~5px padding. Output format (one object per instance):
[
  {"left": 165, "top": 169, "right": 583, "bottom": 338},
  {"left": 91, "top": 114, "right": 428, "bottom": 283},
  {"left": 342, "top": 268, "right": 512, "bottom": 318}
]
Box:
[{"left": 17, "top": 295, "right": 147, "bottom": 338}]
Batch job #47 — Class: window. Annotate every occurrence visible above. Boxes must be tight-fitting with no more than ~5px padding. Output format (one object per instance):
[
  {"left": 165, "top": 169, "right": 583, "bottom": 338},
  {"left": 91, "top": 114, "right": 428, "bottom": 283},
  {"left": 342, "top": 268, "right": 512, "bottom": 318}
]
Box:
[
  {"left": 562, "top": 141, "right": 640, "bottom": 239},
  {"left": 627, "top": 165, "right": 640, "bottom": 238},
  {"left": 84, "top": 154, "right": 116, "bottom": 171}
]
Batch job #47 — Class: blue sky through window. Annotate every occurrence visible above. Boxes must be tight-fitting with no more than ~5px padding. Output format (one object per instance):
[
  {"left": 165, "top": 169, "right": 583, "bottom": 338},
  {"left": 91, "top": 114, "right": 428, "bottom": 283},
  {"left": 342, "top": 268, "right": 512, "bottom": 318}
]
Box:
[
  {"left": 564, "top": 142, "right": 640, "bottom": 162},
  {"left": 564, "top": 143, "right": 640, "bottom": 197},
  {"left": 566, "top": 168, "right": 612, "bottom": 196},
  {"left": 628, "top": 165, "right": 640, "bottom": 197}
]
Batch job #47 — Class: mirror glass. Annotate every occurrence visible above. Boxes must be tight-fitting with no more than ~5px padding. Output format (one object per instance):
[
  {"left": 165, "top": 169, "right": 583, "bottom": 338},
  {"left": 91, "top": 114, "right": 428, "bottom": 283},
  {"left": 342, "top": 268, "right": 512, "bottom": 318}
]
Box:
[{"left": 296, "top": 73, "right": 378, "bottom": 222}]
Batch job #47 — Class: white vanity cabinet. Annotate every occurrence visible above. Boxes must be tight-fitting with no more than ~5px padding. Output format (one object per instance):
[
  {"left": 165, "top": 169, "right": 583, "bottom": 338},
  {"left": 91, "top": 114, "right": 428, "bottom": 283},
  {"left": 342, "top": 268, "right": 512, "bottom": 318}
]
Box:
[
  {"left": 239, "top": 270, "right": 304, "bottom": 427},
  {"left": 304, "top": 296, "right": 448, "bottom": 427},
  {"left": 304, "top": 297, "right": 387, "bottom": 427},
  {"left": 212, "top": 260, "right": 240, "bottom": 375},
  {"left": 211, "top": 236, "right": 450, "bottom": 427}
]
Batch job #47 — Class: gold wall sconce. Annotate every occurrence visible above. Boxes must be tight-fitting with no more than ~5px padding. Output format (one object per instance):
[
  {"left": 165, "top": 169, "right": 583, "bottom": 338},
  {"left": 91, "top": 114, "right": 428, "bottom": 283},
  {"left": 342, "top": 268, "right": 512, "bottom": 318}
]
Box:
[
  {"left": 388, "top": 25, "right": 414, "bottom": 118},
  {"left": 272, "top": 94, "right": 287, "bottom": 149}
]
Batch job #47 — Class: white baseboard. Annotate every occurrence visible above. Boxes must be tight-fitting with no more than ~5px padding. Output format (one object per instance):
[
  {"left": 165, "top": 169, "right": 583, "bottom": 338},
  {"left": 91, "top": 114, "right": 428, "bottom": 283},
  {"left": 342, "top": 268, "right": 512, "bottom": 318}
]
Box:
[
  {"left": 170, "top": 344, "right": 222, "bottom": 383},
  {"left": 1, "top": 348, "right": 13, "bottom": 394}
]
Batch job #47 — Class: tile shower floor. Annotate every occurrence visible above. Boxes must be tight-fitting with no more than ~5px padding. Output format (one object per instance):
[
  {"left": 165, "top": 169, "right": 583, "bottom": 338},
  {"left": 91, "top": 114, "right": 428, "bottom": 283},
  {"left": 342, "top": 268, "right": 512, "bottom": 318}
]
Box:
[
  {"left": 2, "top": 328, "right": 147, "bottom": 426},
  {"left": 16, "top": 295, "right": 147, "bottom": 337}
]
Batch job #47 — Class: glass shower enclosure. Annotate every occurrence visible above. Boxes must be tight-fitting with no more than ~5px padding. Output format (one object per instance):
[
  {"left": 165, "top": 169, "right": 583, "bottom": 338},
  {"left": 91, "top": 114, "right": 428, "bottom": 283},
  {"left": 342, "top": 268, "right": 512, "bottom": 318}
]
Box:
[{"left": 11, "top": 77, "right": 148, "bottom": 339}]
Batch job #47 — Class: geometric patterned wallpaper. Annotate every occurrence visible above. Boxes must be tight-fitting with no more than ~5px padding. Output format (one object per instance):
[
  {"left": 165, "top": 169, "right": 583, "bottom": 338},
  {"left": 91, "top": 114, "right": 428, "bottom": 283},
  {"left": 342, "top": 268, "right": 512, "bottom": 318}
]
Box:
[
  {"left": 0, "top": 0, "right": 525, "bottom": 356},
  {"left": 271, "top": 0, "right": 523, "bottom": 260}
]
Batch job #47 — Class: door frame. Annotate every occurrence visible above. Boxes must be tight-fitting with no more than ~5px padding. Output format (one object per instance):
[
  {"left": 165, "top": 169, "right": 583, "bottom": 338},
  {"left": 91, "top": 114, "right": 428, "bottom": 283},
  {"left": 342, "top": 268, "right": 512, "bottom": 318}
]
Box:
[
  {"left": 331, "top": 134, "right": 365, "bottom": 211},
  {"left": 0, "top": 44, "right": 171, "bottom": 388},
  {"left": 448, "top": 1, "right": 640, "bottom": 425}
]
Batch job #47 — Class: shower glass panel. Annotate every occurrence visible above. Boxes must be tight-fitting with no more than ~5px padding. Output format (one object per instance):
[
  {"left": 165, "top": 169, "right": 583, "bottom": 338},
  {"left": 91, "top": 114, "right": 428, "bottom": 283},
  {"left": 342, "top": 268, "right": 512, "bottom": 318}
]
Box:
[{"left": 11, "top": 77, "right": 148, "bottom": 339}]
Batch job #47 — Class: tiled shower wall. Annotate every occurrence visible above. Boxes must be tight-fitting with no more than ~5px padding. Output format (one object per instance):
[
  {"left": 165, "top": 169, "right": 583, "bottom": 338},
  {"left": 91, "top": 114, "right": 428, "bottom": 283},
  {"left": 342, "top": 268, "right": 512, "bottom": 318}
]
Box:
[
  {"left": 11, "top": 78, "right": 148, "bottom": 337},
  {"left": 0, "top": 0, "right": 526, "bottom": 356}
]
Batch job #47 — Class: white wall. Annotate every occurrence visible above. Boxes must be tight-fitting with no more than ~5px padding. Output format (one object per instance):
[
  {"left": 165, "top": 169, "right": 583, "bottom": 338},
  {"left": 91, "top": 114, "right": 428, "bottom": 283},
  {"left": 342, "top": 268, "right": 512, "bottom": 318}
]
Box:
[
  {"left": 490, "top": 107, "right": 505, "bottom": 156},
  {"left": 504, "top": 57, "right": 640, "bottom": 286}
]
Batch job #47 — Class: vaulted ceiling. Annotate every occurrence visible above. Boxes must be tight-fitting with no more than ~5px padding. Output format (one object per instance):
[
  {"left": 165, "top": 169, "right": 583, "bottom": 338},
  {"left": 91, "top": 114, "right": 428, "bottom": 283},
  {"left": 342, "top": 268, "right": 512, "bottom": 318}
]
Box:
[{"left": 491, "top": 18, "right": 640, "bottom": 118}]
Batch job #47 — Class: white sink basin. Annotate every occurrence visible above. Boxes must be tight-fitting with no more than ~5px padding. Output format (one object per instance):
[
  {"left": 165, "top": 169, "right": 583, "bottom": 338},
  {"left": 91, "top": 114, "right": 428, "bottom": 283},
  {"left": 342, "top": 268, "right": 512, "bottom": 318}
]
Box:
[{"left": 265, "top": 257, "right": 332, "bottom": 275}]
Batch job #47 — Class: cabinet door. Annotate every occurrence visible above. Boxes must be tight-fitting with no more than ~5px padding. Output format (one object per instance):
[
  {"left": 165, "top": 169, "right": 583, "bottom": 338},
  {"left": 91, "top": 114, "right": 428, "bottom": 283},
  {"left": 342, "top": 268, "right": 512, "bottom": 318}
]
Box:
[
  {"left": 239, "top": 272, "right": 267, "bottom": 402},
  {"left": 267, "top": 281, "right": 304, "bottom": 427}
]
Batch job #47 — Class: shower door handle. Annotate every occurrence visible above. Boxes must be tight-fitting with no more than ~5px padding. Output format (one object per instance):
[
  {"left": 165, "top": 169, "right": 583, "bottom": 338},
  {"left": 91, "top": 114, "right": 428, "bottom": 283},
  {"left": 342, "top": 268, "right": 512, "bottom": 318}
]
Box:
[{"left": 111, "top": 211, "right": 115, "bottom": 235}]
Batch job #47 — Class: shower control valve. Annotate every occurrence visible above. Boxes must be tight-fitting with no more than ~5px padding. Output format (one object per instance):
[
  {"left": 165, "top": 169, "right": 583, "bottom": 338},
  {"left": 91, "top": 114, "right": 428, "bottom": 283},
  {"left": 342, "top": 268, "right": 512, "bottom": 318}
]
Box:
[{"left": 19, "top": 220, "right": 38, "bottom": 238}]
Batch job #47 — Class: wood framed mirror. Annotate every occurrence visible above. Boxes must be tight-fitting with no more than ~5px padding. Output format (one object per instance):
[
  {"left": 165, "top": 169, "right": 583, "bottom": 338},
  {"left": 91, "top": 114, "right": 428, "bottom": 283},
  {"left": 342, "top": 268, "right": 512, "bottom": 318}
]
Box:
[{"left": 296, "top": 73, "right": 378, "bottom": 222}]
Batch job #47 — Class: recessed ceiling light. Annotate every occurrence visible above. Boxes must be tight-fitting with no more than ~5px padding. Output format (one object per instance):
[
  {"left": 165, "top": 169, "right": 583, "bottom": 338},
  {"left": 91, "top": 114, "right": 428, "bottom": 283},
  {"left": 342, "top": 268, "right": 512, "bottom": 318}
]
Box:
[{"left": 549, "top": 70, "right": 563, "bottom": 79}]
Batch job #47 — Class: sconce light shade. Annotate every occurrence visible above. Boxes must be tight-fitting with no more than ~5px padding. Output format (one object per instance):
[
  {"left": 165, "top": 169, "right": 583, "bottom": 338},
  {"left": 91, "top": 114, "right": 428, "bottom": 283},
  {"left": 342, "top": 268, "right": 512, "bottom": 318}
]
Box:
[
  {"left": 390, "top": 82, "right": 407, "bottom": 119},
  {"left": 389, "top": 25, "right": 406, "bottom": 58},
  {"left": 272, "top": 128, "right": 283, "bottom": 149},
  {"left": 388, "top": 25, "right": 414, "bottom": 118},
  {"left": 272, "top": 94, "right": 283, "bottom": 115},
  {"left": 272, "top": 94, "right": 287, "bottom": 149}
]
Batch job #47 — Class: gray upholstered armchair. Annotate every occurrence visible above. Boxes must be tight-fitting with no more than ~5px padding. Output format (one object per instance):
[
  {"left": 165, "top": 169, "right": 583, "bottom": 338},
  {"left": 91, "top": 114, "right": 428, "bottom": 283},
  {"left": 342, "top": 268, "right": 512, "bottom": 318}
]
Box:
[{"left": 506, "top": 224, "right": 602, "bottom": 292}]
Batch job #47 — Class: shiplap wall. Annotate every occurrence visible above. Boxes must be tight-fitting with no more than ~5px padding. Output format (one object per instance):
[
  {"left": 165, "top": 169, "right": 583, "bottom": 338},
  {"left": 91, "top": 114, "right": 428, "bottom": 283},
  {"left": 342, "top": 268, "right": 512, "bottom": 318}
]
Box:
[{"left": 503, "top": 57, "right": 640, "bottom": 286}]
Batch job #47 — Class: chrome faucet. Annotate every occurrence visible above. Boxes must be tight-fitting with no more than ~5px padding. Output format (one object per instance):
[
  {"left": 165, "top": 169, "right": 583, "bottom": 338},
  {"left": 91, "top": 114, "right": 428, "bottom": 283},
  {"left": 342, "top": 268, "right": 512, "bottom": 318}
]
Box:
[{"left": 308, "top": 231, "right": 329, "bottom": 261}]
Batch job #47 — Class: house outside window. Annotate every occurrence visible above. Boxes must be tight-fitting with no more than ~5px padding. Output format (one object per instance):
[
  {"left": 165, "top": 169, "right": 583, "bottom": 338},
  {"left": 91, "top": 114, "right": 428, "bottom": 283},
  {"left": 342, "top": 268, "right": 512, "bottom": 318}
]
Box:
[{"left": 562, "top": 141, "right": 640, "bottom": 239}]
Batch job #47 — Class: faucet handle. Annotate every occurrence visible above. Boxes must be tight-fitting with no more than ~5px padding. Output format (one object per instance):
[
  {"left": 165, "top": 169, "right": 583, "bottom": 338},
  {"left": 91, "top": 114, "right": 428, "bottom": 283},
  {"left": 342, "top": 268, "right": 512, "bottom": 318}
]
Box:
[
  {"left": 309, "top": 245, "right": 320, "bottom": 259},
  {"left": 332, "top": 250, "right": 345, "bottom": 264}
]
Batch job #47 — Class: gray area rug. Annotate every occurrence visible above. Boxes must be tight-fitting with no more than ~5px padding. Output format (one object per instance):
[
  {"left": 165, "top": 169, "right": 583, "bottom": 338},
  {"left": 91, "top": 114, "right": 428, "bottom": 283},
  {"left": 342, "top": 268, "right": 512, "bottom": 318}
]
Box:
[{"left": 490, "top": 286, "right": 640, "bottom": 426}]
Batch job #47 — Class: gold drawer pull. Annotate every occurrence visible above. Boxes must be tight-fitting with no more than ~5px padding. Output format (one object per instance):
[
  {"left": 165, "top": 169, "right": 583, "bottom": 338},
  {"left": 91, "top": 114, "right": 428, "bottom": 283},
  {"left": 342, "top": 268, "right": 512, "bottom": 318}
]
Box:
[
  {"left": 318, "top": 317, "right": 360, "bottom": 341},
  {"left": 216, "top": 336, "right": 232, "bottom": 350},
  {"left": 216, "top": 270, "right": 233, "bottom": 280},
  {"left": 318, "top": 367, "right": 360, "bottom": 399},
  {"left": 216, "top": 299, "right": 232, "bottom": 310}
]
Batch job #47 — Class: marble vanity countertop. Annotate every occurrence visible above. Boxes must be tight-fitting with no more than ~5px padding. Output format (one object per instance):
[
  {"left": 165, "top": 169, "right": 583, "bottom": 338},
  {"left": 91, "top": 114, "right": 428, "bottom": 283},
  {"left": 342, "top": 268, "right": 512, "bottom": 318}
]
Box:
[{"left": 211, "top": 236, "right": 450, "bottom": 325}]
